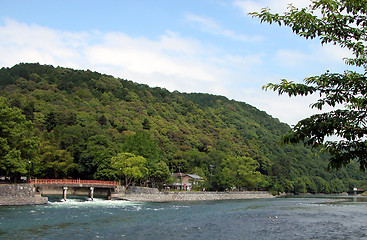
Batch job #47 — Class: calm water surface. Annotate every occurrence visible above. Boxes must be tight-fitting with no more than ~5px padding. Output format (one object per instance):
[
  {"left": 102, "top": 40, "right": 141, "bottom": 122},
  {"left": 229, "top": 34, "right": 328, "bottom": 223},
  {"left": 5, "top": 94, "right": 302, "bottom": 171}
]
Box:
[{"left": 1, "top": 195, "right": 367, "bottom": 239}]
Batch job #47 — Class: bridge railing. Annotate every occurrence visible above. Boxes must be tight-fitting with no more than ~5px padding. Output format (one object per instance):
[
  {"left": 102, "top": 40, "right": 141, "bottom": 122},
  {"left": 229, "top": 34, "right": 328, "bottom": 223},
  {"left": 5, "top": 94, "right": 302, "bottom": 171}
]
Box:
[{"left": 30, "top": 179, "right": 120, "bottom": 186}]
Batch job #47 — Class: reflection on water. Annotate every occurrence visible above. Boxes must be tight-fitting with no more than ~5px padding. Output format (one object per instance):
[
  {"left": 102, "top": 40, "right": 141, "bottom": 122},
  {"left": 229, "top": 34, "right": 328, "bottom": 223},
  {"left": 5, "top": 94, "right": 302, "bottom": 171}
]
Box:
[
  {"left": 349, "top": 196, "right": 367, "bottom": 202},
  {"left": 1, "top": 195, "right": 367, "bottom": 239}
]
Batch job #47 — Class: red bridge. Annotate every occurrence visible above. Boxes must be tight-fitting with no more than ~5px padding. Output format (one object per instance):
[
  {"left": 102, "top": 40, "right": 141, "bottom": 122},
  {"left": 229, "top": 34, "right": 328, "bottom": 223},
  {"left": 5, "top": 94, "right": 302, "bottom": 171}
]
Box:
[
  {"left": 30, "top": 179, "right": 122, "bottom": 200},
  {"left": 30, "top": 179, "right": 119, "bottom": 186}
]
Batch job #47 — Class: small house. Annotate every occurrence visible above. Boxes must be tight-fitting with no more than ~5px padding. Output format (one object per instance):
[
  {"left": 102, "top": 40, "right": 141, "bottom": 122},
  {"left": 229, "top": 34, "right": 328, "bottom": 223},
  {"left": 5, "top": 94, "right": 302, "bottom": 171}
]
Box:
[{"left": 170, "top": 173, "right": 204, "bottom": 191}]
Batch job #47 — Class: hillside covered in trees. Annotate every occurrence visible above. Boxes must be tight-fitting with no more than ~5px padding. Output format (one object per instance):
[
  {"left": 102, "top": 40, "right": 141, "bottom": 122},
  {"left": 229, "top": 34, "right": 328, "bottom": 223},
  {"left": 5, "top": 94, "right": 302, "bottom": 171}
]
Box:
[{"left": 1, "top": 63, "right": 366, "bottom": 194}]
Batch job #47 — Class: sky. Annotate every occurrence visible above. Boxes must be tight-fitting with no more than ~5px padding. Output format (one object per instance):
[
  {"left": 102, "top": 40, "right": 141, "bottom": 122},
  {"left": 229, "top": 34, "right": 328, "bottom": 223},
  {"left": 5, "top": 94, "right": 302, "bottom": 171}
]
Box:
[{"left": 0, "top": 0, "right": 357, "bottom": 125}]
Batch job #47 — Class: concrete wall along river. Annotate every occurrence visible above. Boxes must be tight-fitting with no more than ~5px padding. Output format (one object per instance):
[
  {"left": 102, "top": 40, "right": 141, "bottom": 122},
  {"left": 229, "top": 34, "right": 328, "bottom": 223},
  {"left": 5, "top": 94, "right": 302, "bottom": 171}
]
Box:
[
  {"left": 121, "top": 187, "right": 275, "bottom": 202},
  {"left": 0, "top": 184, "right": 48, "bottom": 206}
]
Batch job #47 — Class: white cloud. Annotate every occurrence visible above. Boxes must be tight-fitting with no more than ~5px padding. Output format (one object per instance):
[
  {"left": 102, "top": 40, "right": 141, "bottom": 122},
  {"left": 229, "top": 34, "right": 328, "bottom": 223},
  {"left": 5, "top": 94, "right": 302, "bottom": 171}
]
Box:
[
  {"left": 185, "top": 13, "right": 262, "bottom": 42},
  {"left": 230, "top": 86, "right": 325, "bottom": 125},
  {"left": 319, "top": 44, "right": 355, "bottom": 64},
  {"left": 85, "top": 31, "right": 217, "bottom": 82},
  {"left": 269, "top": 42, "right": 356, "bottom": 79},
  {"left": 233, "top": 0, "right": 311, "bottom": 14},
  {"left": 274, "top": 49, "right": 310, "bottom": 67},
  {"left": 212, "top": 54, "right": 263, "bottom": 72},
  {"left": 0, "top": 18, "right": 86, "bottom": 68}
]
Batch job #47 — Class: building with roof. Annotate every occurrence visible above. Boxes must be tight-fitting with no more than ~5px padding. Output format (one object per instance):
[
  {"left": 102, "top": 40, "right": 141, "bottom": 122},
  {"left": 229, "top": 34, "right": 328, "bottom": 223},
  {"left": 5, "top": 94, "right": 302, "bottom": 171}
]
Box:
[{"left": 170, "top": 173, "right": 204, "bottom": 191}]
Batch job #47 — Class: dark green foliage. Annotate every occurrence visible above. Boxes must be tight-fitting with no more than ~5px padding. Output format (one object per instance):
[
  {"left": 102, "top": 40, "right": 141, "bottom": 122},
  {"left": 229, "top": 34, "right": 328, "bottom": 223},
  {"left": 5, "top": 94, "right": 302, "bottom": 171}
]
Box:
[
  {"left": 122, "top": 131, "right": 161, "bottom": 161},
  {"left": 142, "top": 118, "right": 151, "bottom": 130},
  {"left": 0, "top": 63, "right": 366, "bottom": 191},
  {"left": 39, "top": 143, "right": 75, "bottom": 179},
  {"left": 0, "top": 97, "right": 40, "bottom": 179}
]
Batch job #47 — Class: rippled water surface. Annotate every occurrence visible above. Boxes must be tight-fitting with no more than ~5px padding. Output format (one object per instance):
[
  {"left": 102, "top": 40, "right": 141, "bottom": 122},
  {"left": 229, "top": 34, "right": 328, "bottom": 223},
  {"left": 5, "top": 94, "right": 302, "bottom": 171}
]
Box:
[{"left": 1, "top": 196, "right": 367, "bottom": 239}]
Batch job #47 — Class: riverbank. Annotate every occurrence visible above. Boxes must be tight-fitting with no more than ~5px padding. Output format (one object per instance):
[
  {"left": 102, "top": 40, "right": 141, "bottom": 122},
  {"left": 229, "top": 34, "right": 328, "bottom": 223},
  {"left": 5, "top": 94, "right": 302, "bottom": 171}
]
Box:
[
  {"left": 0, "top": 184, "right": 274, "bottom": 206},
  {"left": 0, "top": 184, "right": 48, "bottom": 206},
  {"left": 115, "top": 187, "right": 275, "bottom": 202}
]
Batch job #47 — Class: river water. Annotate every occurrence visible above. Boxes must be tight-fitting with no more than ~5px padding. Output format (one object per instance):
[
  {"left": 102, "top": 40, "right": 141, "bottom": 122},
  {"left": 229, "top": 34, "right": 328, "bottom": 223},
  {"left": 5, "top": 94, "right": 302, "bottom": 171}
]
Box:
[{"left": 1, "top": 195, "right": 367, "bottom": 239}]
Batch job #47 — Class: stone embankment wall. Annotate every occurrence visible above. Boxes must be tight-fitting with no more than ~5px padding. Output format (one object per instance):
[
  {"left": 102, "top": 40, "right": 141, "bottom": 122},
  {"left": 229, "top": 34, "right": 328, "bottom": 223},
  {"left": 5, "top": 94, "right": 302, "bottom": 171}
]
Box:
[
  {"left": 0, "top": 184, "right": 48, "bottom": 206},
  {"left": 120, "top": 187, "right": 274, "bottom": 202}
]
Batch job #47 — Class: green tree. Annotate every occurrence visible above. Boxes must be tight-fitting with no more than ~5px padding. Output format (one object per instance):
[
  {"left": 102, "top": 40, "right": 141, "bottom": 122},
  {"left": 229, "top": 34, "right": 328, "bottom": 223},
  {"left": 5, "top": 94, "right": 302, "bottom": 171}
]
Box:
[
  {"left": 147, "top": 160, "right": 171, "bottom": 188},
  {"left": 0, "top": 97, "right": 39, "bottom": 179},
  {"left": 293, "top": 178, "right": 307, "bottom": 194},
  {"left": 39, "top": 143, "right": 75, "bottom": 179},
  {"left": 122, "top": 131, "right": 162, "bottom": 161},
  {"left": 218, "top": 156, "right": 267, "bottom": 190},
  {"left": 251, "top": 0, "right": 367, "bottom": 169},
  {"left": 111, "top": 152, "right": 148, "bottom": 187},
  {"left": 78, "top": 135, "right": 115, "bottom": 179}
]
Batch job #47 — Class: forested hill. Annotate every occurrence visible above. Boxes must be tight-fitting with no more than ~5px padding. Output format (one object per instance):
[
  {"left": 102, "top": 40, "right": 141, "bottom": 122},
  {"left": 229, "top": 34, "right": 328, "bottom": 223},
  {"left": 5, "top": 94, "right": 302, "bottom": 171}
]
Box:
[{"left": 1, "top": 63, "right": 366, "bottom": 193}]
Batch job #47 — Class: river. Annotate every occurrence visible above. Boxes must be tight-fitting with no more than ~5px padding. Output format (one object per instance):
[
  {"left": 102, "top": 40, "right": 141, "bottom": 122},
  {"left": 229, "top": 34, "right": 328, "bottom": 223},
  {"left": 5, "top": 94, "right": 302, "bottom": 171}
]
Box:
[{"left": 1, "top": 195, "right": 367, "bottom": 239}]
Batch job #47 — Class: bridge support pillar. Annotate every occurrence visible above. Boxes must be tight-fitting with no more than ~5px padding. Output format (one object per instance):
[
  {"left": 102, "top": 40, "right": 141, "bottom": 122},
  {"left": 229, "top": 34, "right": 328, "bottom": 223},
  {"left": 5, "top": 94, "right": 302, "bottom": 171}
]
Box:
[
  {"left": 62, "top": 187, "right": 68, "bottom": 201},
  {"left": 89, "top": 187, "right": 94, "bottom": 200},
  {"left": 107, "top": 189, "right": 112, "bottom": 200}
]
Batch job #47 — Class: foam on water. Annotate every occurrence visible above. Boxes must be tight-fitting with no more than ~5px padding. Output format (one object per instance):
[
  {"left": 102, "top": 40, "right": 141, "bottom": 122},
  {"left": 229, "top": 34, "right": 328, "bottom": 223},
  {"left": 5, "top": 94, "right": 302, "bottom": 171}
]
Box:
[{"left": 47, "top": 197, "right": 144, "bottom": 209}]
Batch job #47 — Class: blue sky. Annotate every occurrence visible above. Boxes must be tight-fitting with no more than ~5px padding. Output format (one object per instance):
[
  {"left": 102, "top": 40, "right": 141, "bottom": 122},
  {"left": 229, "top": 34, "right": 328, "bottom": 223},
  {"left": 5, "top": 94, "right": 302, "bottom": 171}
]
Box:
[{"left": 0, "top": 0, "right": 355, "bottom": 125}]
